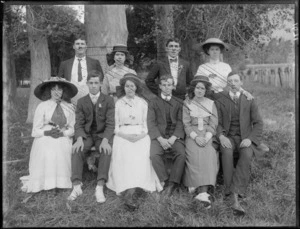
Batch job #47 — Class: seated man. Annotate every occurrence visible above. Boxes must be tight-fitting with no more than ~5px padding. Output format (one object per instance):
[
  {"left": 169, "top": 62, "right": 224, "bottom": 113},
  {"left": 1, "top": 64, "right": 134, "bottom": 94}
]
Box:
[
  {"left": 147, "top": 74, "right": 185, "bottom": 196},
  {"left": 215, "top": 71, "right": 263, "bottom": 215},
  {"left": 68, "top": 70, "right": 115, "bottom": 203}
]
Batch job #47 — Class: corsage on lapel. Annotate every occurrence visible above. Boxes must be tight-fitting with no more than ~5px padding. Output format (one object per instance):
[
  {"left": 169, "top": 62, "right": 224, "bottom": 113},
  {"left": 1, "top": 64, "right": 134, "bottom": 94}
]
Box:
[
  {"left": 98, "top": 103, "right": 102, "bottom": 108},
  {"left": 178, "top": 64, "right": 183, "bottom": 76}
]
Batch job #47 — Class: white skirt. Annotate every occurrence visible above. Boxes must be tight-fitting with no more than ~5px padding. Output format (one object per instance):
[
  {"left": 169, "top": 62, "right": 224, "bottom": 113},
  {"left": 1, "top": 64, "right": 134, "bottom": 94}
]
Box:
[
  {"left": 20, "top": 135, "right": 73, "bottom": 193},
  {"left": 106, "top": 125, "right": 163, "bottom": 195}
]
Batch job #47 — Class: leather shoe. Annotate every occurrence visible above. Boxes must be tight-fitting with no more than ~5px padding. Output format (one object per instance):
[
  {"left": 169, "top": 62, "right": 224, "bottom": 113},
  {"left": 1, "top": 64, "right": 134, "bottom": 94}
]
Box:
[{"left": 231, "top": 193, "right": 245, "bottom": 216}]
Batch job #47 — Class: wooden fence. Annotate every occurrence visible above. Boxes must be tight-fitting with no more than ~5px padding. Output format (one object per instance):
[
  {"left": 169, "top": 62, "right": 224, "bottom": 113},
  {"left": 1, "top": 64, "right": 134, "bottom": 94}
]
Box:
[{"left": 242, "top": 63, "right": 295, "bottom": 89}]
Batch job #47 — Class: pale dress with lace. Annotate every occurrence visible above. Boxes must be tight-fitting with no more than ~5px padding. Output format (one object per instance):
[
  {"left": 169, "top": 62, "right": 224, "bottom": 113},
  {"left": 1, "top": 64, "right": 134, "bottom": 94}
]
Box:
[
  {"left": 20, "top": 100, "right": 75, "bottom": 193},
  {"left": 106, "top": 96, "right": 163, "bottom": 195}
]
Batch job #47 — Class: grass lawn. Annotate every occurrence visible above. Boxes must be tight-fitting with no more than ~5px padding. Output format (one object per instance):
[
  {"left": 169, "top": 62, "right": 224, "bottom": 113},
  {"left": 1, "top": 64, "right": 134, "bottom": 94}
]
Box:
[{"left": 3, "top": 80, "right": 296, "bottom": 227}]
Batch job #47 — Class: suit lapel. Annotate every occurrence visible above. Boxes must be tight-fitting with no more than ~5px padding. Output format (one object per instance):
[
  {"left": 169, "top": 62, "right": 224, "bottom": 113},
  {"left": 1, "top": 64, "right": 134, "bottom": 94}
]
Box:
[
  {"left": 239, "top": 94, "right": 247, "bottom": 124},
  {"left": 67, "top": 58, "right": 75, "bottom": 81},
  {"left": 157, "top": 97, "right": 166, "bottom": 123},
  {"left": 162, "top": 57, "right": 171, "bottom": 74}
]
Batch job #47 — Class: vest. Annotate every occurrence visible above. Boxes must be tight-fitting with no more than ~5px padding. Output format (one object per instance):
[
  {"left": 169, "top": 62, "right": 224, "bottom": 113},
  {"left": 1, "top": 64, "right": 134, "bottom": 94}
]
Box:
[
  {"left": 228, "top": 97, "right": 241, "bottom": 136},
  {"left": 90, "top": 104, "right": 98, "bottom": 133}
]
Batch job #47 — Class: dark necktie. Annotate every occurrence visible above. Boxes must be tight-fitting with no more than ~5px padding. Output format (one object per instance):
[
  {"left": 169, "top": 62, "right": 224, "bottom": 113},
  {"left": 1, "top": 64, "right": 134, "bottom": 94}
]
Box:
[
  {"left": 78, "top": 59, "right": 82, "bottom": 82},
  {"left": 169, "top": 58, "right": 177, "bottom": 63},
  {"left": 51, "top": 102, "right": 67, "bottom": 129},
  {"left": 233, "top": 93, "right": 239, "bottom": 104}
]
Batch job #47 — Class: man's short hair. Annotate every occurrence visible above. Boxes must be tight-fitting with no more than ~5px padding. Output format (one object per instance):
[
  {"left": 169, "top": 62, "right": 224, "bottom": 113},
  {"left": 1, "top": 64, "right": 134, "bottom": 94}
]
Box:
[
  {"left": 228, "top": 71, "right": 241, "bottom": 80},
  {"left": 165, "top": 38, "right": 181, "bottom": 47},
  {"left": 73, "top": 35, "right": 87, "bottom": 44},
  {"left": 87, "top": 70, "right": 103, "bottom": 82},
  {"left": 159, "top": 74, "right": 174, "bottom": 84}
]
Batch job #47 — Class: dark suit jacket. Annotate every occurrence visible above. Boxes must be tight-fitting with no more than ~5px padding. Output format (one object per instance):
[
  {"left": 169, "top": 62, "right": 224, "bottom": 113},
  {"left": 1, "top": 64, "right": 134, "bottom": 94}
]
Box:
[
  {"left": 58, "top": 56, "right": 104, "bottom": 81},
  {"left": 74, "top": 93, "right": 115, "bottom": 143},
  {"left": 215, "top": 91, "right": 263, "bottom": 156},
  {"left": 145, "top": 57, "right": 193, "bottom": 100},
  {"left": 147, "top": 96, "right": 185, "bottom": 140}
]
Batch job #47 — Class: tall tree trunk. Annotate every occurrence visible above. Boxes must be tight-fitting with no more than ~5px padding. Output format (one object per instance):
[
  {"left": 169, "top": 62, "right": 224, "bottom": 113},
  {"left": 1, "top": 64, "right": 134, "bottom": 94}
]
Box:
[
  {"left": 153, "top": 5, "right": 174, "bottom": 61},
  {"left": 2, "top": 20, "right": 10, "bottom": 215},
  {"left": 85, "top": 5, "right": 128, "bottom": 73},
  {"left": 26, "top": 6, "right": 51, "bottom": 123}
]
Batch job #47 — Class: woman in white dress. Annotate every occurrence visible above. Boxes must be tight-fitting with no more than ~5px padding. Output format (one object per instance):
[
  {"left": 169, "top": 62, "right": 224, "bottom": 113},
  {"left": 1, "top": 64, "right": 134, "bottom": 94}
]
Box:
[
  {"left": 102, "top": 45, "right": 137, "bottom": 100},
  {"left": 195, "top": 38, "right": 253, "bottom": 101},
  {"left": 106, "top": 73, "right": 162, "bottom": 209},
  {"left": 20, "top": 77, "right": 78, "bottom": 193}
]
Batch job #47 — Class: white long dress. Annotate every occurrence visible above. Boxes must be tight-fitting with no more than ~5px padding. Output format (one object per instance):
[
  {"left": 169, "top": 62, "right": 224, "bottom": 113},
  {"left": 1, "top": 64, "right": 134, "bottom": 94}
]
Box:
[
  {"left": 20, "top": 100, "right": 75, "bottom": 193},
  {"left": 106, "top": 96, "right": 163, "bottom": 195}
]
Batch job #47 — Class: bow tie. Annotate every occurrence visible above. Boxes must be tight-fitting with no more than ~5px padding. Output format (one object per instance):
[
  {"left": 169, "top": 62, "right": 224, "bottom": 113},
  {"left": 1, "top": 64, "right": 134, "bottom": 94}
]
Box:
[
  {"left": 162, "top": 95, "right": 171, "bottom": 101},
  {"left": 169, "top": 58, "right": 177, "bottom": 63}
]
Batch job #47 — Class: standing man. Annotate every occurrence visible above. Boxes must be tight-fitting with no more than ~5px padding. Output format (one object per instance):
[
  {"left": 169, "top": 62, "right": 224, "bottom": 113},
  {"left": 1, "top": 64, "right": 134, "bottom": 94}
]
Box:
[
  {"left": 215, "top": 71, "right": 263, "bottom": 216},
  {"left": 58, "top": 36, "right": 104, "bottom": 103},
  {"left": 145, "top": 38, "right": 193, "bottom": 101},
  {"left": 147, "top": 74, "right": 185, "bottom": 196},
  {"left": 68, "top": 70, "right": 115, "bottom": 203}
]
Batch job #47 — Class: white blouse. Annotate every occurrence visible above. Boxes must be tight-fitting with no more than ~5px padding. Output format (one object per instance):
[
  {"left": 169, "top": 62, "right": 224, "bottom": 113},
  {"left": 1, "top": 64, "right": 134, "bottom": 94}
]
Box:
[
  {"left": 114, "top": 96, "right": 148, "bottom": 134},
  {"left": 32, "top": 100, "right": 75, "bottom": 138},
  {"left": 195, "top": 61, "right": 232, "bottom": 93}
]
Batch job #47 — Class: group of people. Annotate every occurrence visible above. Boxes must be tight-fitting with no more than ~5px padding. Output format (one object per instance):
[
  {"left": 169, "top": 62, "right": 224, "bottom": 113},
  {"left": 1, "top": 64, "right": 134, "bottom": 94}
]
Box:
[{"left": 20, "top": 36, "right": 268, "bottom": 216}]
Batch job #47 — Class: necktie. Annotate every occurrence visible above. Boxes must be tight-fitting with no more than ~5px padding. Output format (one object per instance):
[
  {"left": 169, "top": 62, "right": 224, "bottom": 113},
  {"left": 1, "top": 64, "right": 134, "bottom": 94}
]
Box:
[
  {"left": 51, "top": 102, "right": 67, "bottom": 129},
  {"left": 170, "top": 58, "right": 177, "bottom": 63},
  {"left": 91, "top": 96, "right": 98, "bottom": 105},
  {"left": 78, "top": 59, "right": 82, "bottom": 82},
  {"left": 233, "top": 93, "right": 238, "bottom": 103}
]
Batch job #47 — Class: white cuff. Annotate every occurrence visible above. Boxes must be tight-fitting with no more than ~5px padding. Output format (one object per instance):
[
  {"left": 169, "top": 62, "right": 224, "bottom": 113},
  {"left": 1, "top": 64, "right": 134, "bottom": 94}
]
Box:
[
  {"left": 190, "top": 131, "right": 198, "bottom": 140},
  {"left": 205, "top": 132, "right": 213, "bottom": 142}
]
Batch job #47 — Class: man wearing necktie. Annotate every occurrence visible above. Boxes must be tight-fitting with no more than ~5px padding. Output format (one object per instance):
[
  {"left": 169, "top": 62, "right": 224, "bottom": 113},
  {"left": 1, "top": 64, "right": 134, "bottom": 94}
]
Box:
[
  {"left": 147, "top": 75, "right": 185, "bottom": 196},
  {"left": 58, "top": 36, "right": 104, "bottom": 103},
  {"left": 146, "top": 38, "right": 193, "bottom": 101},
  {"left": 68, "top": 70, "right": 115, "bottom": 204},
  {"left": 215, "top": 71, "right": 263, "bottom": 216}
]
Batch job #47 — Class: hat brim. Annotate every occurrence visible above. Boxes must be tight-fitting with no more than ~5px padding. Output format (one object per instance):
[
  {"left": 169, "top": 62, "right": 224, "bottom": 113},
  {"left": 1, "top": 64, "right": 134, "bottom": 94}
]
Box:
[
  {"left": 192, "top": 42, "right": 229, "bottom": 52},
  {"left": 119, "top": 75, "right": 141, "bottom": 86},
  {"left": 190, "top": 79, "right": 212, "bottom": 87},
  {"left": 34, "top": 80, "right": 78, "bottom": 101}
]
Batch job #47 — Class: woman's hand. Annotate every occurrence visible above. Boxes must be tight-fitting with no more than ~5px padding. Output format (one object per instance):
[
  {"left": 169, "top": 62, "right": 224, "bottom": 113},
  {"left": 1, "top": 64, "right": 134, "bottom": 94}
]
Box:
[
  {"left": 195, "top": 136, "right": 207, "bottom": 147},
  {"left": 242, "top": 89, "right": 254, "bottom": 100}
]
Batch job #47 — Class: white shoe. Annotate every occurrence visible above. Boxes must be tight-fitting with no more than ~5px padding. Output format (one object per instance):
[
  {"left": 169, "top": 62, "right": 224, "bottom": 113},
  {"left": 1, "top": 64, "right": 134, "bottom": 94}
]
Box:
[
  {"left": 195, "top": 192, "right": 211, "bottom": 209},
  {"left": 67, "top": 183, "right": 83, "bottom": 201},
  {"left": 188, "top": 187, "right": 196, "bottom": 194},
  {"left": 95, "top": 186, "right": 106, "bottom": 203}
]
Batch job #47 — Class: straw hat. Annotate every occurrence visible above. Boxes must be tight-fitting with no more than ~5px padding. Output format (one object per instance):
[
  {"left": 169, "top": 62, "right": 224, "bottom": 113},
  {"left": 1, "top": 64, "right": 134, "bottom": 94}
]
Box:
[
  {"left": 201, "top": 38, "right": 228, "bottom": 55},
  {"left": 190, "top": 75, "right": 212, "bottom": 87},
  {"left": 119, "top": 73, "right": 141, "bottom": 85},
  {"left": 112, "top": 44, "right": 128, "bottom": 54},
  {"left": 34, "top": 77, "right": 78, "bottom": 101}
]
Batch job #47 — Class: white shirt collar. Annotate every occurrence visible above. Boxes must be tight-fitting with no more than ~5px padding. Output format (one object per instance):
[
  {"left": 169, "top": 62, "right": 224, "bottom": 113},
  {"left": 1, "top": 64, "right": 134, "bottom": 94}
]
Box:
[
  {"left": 229, "top": 90, "right": 241, "bottom": 98},
  {"left": 76, "top": 56, "right": 86, "bottom": 61},
  {"left": 89, "top": 92, "right": 100, "bottom": 99},
  {"left": 161, "top": 93, "right": 172, "bottom": 101}
]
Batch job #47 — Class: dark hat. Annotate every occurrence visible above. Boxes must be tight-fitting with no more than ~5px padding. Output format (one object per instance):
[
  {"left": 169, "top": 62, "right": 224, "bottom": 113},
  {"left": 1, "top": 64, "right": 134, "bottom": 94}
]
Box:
[
  {"left": 112, "top": 44, "right": 128, "bottom": 54},
  {"left": 201, "top": 38, "right": 228, "bottom": 55},
  {"left": 191, "top": 75, "right": 212, "bottom": 87},
  {"left": 119, "top": 73, "right": 141, "bottom": 85},
  {"left": 34, "top": 77, "right": 78, "bottom": 101}
]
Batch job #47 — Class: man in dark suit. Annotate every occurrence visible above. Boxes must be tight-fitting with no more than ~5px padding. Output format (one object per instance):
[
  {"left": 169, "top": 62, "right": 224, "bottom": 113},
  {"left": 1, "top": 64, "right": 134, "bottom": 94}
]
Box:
[
  {"left": 147, "top": 74, "right": 185, "bottom": 196},
  {"left": 215, "top": 71, "right": 263, "bottom": 215},
  {"left": 58, "top": 36, "right": 104, "bottom": 83},
  {"left": 68, "top": 70, "right": 115, "bottom": 203},
  {"left": 145, "top": 38, "right": 193, "bottom": 101}
]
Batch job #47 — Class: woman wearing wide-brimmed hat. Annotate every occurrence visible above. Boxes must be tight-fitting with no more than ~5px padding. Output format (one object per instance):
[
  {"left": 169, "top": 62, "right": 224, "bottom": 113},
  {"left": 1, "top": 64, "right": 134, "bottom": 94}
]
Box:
[
  {"left": 102, "top": 44, "right": 137, "bottom": 99},
  {"left": 182, "top": 75, "right": 219, "bottom": 209},
  {"left": 20, "top": 77, "right": 78, "bottom": 193},
  {"left": 106, "top": 73, "right": 162, "bottom": 210},
  {"left": 195, "top": 38, "right": 253, "bottom": 100}
]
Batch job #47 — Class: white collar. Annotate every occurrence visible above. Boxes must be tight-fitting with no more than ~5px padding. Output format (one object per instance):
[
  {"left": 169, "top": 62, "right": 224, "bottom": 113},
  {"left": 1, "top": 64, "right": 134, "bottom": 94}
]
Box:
[
  {"left": 229, "top": 90, "right": 241, "bottom": 98},
  {"left": 89, "top": 92, "right": 100, "bottom": 98},
  {"left": 161, "top": 93, "right": 172, "bottom": 101},
  {"left": 76, "top": 56, "right": 86, "bottom": 61}
]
